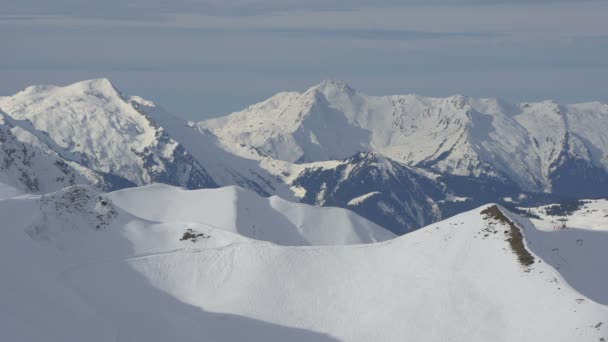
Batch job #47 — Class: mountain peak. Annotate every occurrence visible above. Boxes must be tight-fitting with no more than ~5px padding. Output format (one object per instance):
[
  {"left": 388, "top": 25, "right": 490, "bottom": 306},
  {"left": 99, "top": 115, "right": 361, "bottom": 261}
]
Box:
[
  {"left": 76, "top": 77, "right": 114, "bottom": 87},
  {"left": 68, "top": 78, "right": 122, "bottom": 98},
  {"left": 16, "top": 78, "right": 122, "bottom": 100},
  {"left": 348, "top": 151, "right": 400, "bottom": 176},
  {"left": 310, "top": 79, "right": 356, "bottom": 96}
]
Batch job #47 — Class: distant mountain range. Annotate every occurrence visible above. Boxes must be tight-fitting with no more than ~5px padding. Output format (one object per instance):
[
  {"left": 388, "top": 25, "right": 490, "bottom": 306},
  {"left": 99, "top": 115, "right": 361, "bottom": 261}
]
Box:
[{"left": 1, "top": 78, "right": 607, "bottom": 233}]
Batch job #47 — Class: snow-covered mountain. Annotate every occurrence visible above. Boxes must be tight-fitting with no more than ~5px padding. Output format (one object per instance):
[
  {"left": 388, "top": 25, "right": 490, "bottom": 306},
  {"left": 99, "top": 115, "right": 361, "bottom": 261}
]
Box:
[
  {"left": 1, "top": 186, "right": 606, "bottom": 341},
  {"left": 259, "top": 150, "right": 561, "bottom": 234},
  {"left": 0, "top": 79, "right": 292, "bottom": 197},
  {"left": 106, "top": 183, "right": 395, "bottom": 246},
  {"left": 288, "top": 152, "right": 445, "bottom": 234},
  {"left": 202, "top": 80, "right": 608, "bottom": 197}
]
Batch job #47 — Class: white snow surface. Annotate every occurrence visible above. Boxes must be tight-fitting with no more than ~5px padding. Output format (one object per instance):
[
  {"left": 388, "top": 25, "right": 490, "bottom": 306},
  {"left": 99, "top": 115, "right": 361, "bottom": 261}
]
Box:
[
  {"left": 0, "top": 110, "right": 98, "bottom": 194},
  {"left": 0, "top": 79, "right": 293, "bottom": 198},
  {"left": 0, "top": 186, "right": 606, "bottom": 342},
  {"left": 524, "top": 199, "right": 608, "bottom": 232},
  {"left": 202, "top": 80, "right": 608, "bottom": 191},
  {"left": 0, "top": 79, "right": 163, "bottom": 185},
  {"left": 106, "top": 183, "right": 394, "bottom": 246},
  {"left": 347, "top": 191, "right": 381, "bottom": 206}
]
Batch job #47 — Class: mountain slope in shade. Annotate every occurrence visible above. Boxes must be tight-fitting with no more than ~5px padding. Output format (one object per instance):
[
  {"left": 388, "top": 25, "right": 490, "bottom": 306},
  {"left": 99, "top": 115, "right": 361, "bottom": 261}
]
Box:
[
  {"left": 262, "top": 151, "right": 558, "bottom": 234},
  {"left": 289, "top": 152, "right": 445, "bottom": 234},
  {"left": 202, "top": 80, "right": 608, "bottom": 196},
  {"left": 0, "top": 190, "right": 606, "bottom": 341},
  {"left": 0, "top": 181, "right": 23, "bottom": 199}
]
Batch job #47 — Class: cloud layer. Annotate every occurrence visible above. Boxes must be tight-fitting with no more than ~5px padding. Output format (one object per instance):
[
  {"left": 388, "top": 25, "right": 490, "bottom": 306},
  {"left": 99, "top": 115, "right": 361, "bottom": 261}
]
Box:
[
  {"left": 1, "top": 1, "right": 607, "bottom": 119},
  {"left": 4, "top": 0, "right": 599, "bottom": 18}
]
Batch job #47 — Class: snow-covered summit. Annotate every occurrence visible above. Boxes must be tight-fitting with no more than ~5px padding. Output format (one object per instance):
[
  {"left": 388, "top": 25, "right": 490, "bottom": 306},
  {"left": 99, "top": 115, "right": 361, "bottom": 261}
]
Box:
[
  {"left": 0, "top": 79, "right": 293, "bottom": 197},
  {"left": 0, "top": 78, "right": 190, "bottom": 187},
  {"left": 310, "top": 79, "right": 357, "bottom": 99},
  {"left": 16, "top": 78, "right": 112, "bottom": 94}
]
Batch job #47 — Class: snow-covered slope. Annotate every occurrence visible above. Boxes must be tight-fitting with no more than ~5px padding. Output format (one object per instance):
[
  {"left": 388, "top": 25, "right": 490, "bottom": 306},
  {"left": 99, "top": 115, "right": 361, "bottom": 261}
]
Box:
[
  {"left": 510, "top": 200, "right": 608, "bottom": 305},
  {"left": 1, "top": 192, "right": 606, "bottom": 341},
  {"left": 0, "top": 79, "right": 292, "bottom": 197},
  {"left": 0, "top": 181, "right": 22, "bottom": 199},
  {"left": 0, "top": 110, "right": 98, "bottom": 194},
  {"left": 106, "top": 183, "right": 394, "bottom": 246},
  {"left": 202, "top": 80, "right": 608, "bottom": 196},
  {"left": 521, "top": 199, "right": 608, "bottom": 232}
]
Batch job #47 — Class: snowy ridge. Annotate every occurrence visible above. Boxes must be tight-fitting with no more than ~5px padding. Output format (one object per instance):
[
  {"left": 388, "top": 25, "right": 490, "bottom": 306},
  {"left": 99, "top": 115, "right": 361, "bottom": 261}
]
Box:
[
  {"left": 0, "top": 191, "right": 606, "bottom": 341},
  {"left": 202, "top": 80, "right": 608, "bottom": 195},
  {"left": 106, "top": 183, "right": 394, "bottom": 246}
]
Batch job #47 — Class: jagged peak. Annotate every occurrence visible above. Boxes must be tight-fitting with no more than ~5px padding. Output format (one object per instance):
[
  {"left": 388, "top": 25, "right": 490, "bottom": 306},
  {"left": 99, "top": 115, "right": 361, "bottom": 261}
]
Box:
[
  {"left": 307, "top": 79, "right": 356, "bottom": 97},
  {"left": 347, "top": 151, "right": 398, "bottom": 170},
  {"left": 73, "top": 77, "right": 115, "bottom": 89},
  {"left": 315, "top": 79, "right": 353, "bottom": 89},
  {"left": 67, "top": 78, "right": 123, "bottom": 97},
  {"left": 519, "top": 100, "right": 565, "bottom": 117},
  {"left": 443, "top": 94, "right": 471, "bottom": 110},
  {"left": 353, "top": 150, "right": 385, "bottom": 161}
]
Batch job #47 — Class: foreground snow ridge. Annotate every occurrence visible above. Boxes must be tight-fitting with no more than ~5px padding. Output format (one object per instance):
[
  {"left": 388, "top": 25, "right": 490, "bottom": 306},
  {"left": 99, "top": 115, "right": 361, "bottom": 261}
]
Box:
[
  {"left": 0, "top": 187, "right": 606, "bottom": 342},
  {"left": 106, "top": 183, "right": 395, "bottom": 246}
]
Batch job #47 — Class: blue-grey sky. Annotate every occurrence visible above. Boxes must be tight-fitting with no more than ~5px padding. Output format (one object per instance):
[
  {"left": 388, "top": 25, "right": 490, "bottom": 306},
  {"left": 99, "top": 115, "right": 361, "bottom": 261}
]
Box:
[{"left": 2, "top": 0, "right": 608, "bottom": 119}]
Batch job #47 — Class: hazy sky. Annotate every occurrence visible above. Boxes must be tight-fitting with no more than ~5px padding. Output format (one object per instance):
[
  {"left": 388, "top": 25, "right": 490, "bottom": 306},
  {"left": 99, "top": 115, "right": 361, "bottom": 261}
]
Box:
[{"left": 2, "top": 0, "right": 608, "bottom": 119}]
